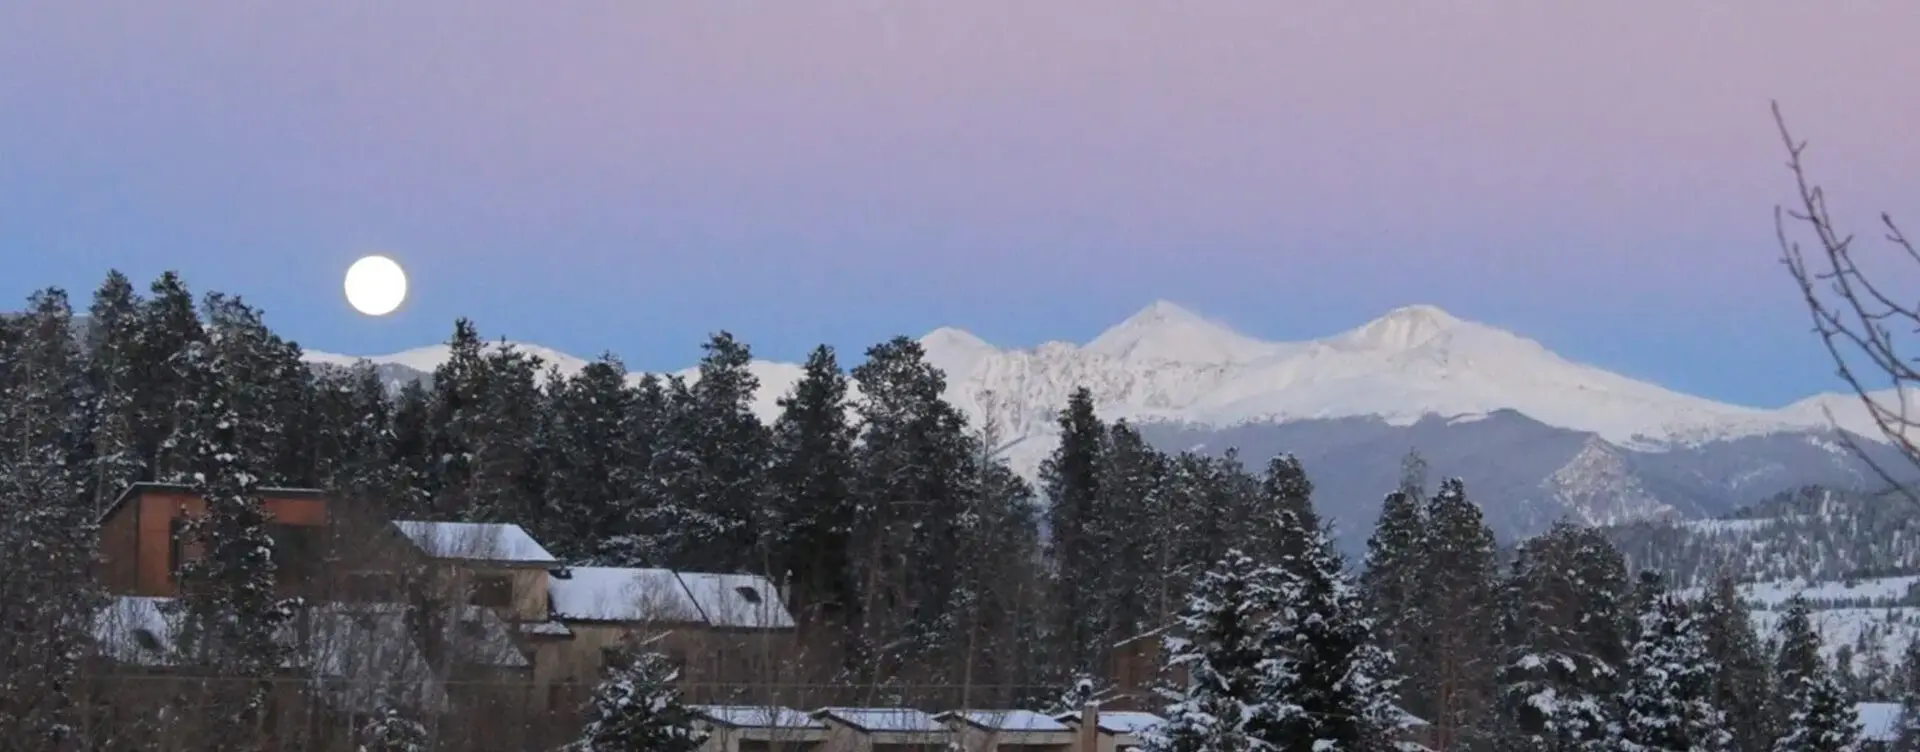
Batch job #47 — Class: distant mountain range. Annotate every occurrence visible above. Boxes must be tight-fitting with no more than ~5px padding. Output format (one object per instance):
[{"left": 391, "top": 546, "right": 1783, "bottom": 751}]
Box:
[{"left": 305, "top": 302, "right": 1914, "bottom": 547}]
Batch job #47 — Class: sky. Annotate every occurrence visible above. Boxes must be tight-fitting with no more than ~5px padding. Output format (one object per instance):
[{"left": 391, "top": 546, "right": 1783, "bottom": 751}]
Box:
[{"left": 2, "top": 2, "right": 1917, "bottom": 408}]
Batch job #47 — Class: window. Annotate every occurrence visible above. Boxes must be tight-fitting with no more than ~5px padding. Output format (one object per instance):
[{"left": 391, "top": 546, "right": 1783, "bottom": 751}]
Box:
[
  {"left": 734, "top": 585, "right": 763, "bottom": 605},
  {"left": 469, "top": 574, "right": 513, "bottom": 609}
]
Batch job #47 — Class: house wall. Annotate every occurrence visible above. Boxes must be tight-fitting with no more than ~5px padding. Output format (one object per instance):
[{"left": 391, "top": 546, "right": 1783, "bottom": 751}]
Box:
[
  {"left": 122, "top": 490, "right": 330, "bottom": 597},
  {"left": 545, "top": 620, "right": 799, "bottom": 694},
  {"left": 430, "top": 564, "right": 550, "bottom": 622},
  {"left": 949, "top": 725, "right": 1074, "bottom": 751},
  {"left": 97, "top": 496, "right": 141, "bottom": 594}
]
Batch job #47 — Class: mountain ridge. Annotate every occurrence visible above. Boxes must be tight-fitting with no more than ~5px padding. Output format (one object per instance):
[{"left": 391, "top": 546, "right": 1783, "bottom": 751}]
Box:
[{"left": 304, "top": 302, "right": 1904, "bottom": 545}]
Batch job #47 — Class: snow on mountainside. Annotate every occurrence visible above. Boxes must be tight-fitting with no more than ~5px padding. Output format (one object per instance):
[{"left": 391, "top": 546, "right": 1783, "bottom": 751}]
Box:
[{"left": 306, "top": 301, "right": 1874, "bottom": 472}]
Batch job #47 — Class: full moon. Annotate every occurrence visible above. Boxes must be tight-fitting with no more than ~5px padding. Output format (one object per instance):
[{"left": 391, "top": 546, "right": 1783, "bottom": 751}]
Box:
[{"left": 343, "top": 255, "right": 408, "bottom": 316}]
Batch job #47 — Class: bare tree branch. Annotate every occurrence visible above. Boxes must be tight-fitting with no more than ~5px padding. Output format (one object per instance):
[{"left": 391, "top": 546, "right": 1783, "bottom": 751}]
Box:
[{"left": 1772, "top": 100, "right": 1920, "bottom": 502}]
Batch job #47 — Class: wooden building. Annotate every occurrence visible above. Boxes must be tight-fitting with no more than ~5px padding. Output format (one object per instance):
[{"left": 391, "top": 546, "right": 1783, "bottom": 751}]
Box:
[
  {"left": 1054, "top": 711, "right": 1165, "bottom": 752},
  {"left": 936, "top": 710, "right": 1077, "bottom": 752},
  {"left": 693, "top": 705, "right": 830, "bottom": 751},
  {"left": 96, "top": 482, "right": 332, "bottom": 598},
  {"left": 813, "top": 707, "right": 950, "bottom": 752},
  {"left": 543, "top": 565, "right": 798, "bottom": 696}
]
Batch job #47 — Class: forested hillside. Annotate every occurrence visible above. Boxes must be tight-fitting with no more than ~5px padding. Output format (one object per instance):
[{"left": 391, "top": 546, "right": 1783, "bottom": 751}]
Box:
[{"left": 3, "top": 270, "right": 1912, "bottom": 750}]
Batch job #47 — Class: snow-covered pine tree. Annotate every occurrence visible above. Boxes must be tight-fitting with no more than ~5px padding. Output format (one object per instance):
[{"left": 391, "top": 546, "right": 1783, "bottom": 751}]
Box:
[
  {"left": 463, "top": 341, "right": 546, "bottom": 525},
  {"left": 0, "top": 288, "right": 106, "bottom": 747},
  {"left": 1770, "top": 596, "right": 1860, "bottom": 752},
  {"left": 1397, "top": 449, "right": 1429, "bottom": 500},
  {"left": 424, "top": 318, "right": 487, "bottom": 519},
  {"left": 542, "top": 354, "right": 641, "bottom": 560},
  {"left": 1491, "top": 523, "right": 1630, "bottom": 751},
  {"left": 386, "top": 378, "right": 436, "bottom": 519},
  {"left": 646, "top": 332, "right": 770, "bottom": 572},
  {"left": 1248, "top": 454, "right": 1321, "bottom": 575},
  {"left": 1359, "top": 490, "right": 1426, "bottom": 684},
  {"left": 1141, "top": 550, "right": 1272, "bottom": 752},
  {"left": 356, "top": 701, "right": 431, "bottom": 752},
  {"left": 1248, "top": 469, "right": 1408, "bottom": 751},
  {"left": 567, "top": 648, "right": 708, "bottom": 752},
  {"left": 1695, "top": 573, "right": 1775, "bottom": 751},
  {"left": 135, "top": 272, "right": 209, "bottom": 482},
  {"left": 1041, "top": 386, "right": 1108, "bottom": 674},
  {"left": 1409, "top": 478, "right": 1500, "bottom": 749},
  {"left": 164, "top": 293, "right": 302, "bottom": 742},
  {"left": 1893, "top": 636, "right": 1920, "bottom": 751},
  {"left": 766, "top": 345, "right": 860, "bottom": 651},
  {"left": 1613, "top": 570, "right": 1731, "bottom": 752},
  {"left": 83, "top": 270, "right": 148, "bottom": 510},
  {"left": 1093, "top": 421, "right": 1169, "bottom": 665},
  {"left": 847, "top": 336, "right": 979, "bottom": 679}
]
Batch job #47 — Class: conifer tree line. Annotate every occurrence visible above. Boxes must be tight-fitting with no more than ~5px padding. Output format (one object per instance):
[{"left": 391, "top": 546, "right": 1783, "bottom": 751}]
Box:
[{"left": 0, "top": 269, "right": 1910, "bottom": 750}]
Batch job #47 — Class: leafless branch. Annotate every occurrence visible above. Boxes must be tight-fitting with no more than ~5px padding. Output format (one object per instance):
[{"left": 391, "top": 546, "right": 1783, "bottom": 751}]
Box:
[{"left": 1771, "top": 100, "right": 1920, "bottom": 502}]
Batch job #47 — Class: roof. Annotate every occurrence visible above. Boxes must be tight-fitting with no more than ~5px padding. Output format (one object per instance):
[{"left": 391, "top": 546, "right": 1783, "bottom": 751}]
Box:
[
  {"left": 549, "top": 567, "right": 705, "bottom": 623},
  {"left": 390, "top": 520, "right": 558, "bottom": 565},
  {"left": 98, "top": 481, "right": 328, "bottom": 524},
  {"left": 547, "top": 567, "right": 795, "bottom": 629},
  {"left": 1859, "top": 701, "right": 1900, "bottom": 743},
  {"left": 676, "top": 571, "right": 796, "bottom": 629},
  {"left": 92, "top": 595, "right": 450, "bottom": 713},
  {"left": 940, "top": 710, "right": 1070, "bottom": 733},
  {"left": 814, "top": 707, "right": 945, "bottom": 734},
  {"left": 1055, "top": 710, "right": 1166, "bottom": 735},
  {"left": 693, "top": 705, "right": 823, "bottom": 730}
]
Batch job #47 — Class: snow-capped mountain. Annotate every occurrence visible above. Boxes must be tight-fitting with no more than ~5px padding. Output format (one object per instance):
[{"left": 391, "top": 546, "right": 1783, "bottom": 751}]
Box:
[{"left": 305, "top": 302, "right": 1909, "bottom": 547}]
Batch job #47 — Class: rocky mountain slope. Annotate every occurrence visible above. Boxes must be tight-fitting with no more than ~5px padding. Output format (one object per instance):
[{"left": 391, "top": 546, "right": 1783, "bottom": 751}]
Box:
[{"left": 306, "top": 302, "right": 1909, "bottom": 543}]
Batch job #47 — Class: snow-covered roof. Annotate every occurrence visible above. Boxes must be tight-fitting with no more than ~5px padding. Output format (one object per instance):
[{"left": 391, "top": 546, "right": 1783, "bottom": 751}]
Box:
[
  {"left": 546, "top": 567, "right": 796, "bottom": 630},
  {"left": 941, "top": 709, "right": 1070, "bottom": 732},
  {"left": 1055, "top": 710, "right": 1166, "bottom": 735},
  {"left": 676, "top": 571, "right": 795, "bottom": 629},
  {"left": 549, "top": 567, "right": 705, "bottom": 623},
  {"left": 814, "top": 707, "right": 945, "bottom": 733},
  {"left": 92, "top": 596, "right": 451, "bottom": 713},
  {"left": 391, "top": 520, "right": 558, "bottom": 565},
  {"left": 693, "top": 705, "right": 823, "bottom": 730},
  {"left": 515, "top": 619, "right": 573, "bottom": 638},
  {"left": 1859, "top": 701, "right": 1901, "bottom": 743}
]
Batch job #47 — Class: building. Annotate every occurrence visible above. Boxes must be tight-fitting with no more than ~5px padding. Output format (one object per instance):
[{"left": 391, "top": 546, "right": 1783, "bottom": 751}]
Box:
[
  {"left": 1053, "top": 710, "right": 1164, "bottom": 752},
  {"left": 96, "top": 482, "right": 333, "bottom": 598},
  {"left": 544, "top": 565, "right": 798, "bottom": 698},
  {"left": 694, "top": 705, "right": 830, "bottom": 751},
  {"left": 813, "top": 707, "right": 950, "bottom": 751},
  {"left": 937, "top": 710, "right": 1077, "bottom": 751}
]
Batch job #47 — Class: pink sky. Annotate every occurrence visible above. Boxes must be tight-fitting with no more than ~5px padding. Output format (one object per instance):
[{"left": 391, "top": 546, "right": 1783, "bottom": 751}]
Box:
[{"left": 2, "top": 2, "right": 1916, "bottom": 404}]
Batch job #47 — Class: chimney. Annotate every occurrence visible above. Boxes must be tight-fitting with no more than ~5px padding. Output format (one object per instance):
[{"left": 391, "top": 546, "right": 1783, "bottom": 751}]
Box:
[{"left": 1079, "top": 702, "right": 1100, "bottom": 752}]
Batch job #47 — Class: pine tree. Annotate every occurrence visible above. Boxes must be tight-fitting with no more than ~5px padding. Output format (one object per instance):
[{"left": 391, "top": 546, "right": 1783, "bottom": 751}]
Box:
[
  {"left": 1493, "top": 523, "right": 1629, "bottom": 751},
  {"left": 848, "top": 336, "right": 978, "bottom": 678},
  {"left": 1141, "top": 550, "right": 1271, "bottom": 752},
  {"left": 647, "top": 332, "right": 770, "bottom": 571},
  {"left": 1695, "top": 573, "right": 1774, "bottom": 752},
  {"left": 1247, "top": 465, "right": 1407, "bottom": 751},
  {"left": 765, "top": 346, "right": 860, "bottom": 651},
  {"left": 567, "top": 649, "right": 708, "bottom": 752},
  {"left": 543, "top": 354, "right": 642, "bottom": 560},
  {"left": 1094, "top": 421, "right": 1169, "bottom": 659},
  {"left": 82, "top": 270, "right": 148, "bottom": 510},
  {"left": 0, "top": 288, "right": 105, "bottom": 747},
  {"left": 1614, "top": 570, "right": 1731, "bottom": 752},
  {"left": 1770, "top": 596, "right": 1860, "bottom": 752},
  {"left": 134, "top": 272, "right": 209, "bottom": 482},
  {"left": 164, "top": 293, "right": 302, "bottom": 743},
  {"left": 1893, "top": 636, "right": 1920, "bottom": 751},
  {"left": 1410, "top": 478, "right": 1501, "bottom": 749},
  {"left": 1247, "top": 453, "right": 1321, "bottom": 572},
  {"left": 464, "top": 341, "right": 547, "bottom": 525},
  {"left": 356, "top": 702, "right": 431, "bottom": 752},
  {"left": 1041, "top": 386, "right": 1107, "bottom": 673},
  {"left": 1360, "top": 491, "right": 1426, "bottom": 679},
  {"left": 387, "top": 378, "right": 435, "bottom": 519},
  {"left": 424, "top": 318, "right": 487, "bottom": 519}
]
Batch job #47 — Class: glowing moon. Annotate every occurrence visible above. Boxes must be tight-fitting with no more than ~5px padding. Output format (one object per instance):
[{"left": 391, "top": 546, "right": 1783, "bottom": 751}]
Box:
[{"left": 343, "top": 255, "right": 408, "bottom": 316}]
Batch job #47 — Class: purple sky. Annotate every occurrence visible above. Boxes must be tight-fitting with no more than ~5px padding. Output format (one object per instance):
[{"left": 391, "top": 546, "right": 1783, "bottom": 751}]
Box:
[{"left": 3, "top": 2, "right": 1916, "bottom": 406}]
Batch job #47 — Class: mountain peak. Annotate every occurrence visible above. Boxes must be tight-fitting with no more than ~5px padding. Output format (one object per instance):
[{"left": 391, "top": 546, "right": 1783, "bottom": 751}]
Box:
[
  {"left": 1085, "top": 301, "right": 1277, "bottom": 364},
  {"left": 1341, "top": 303, "right": 1465, "bottom": 351}
]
